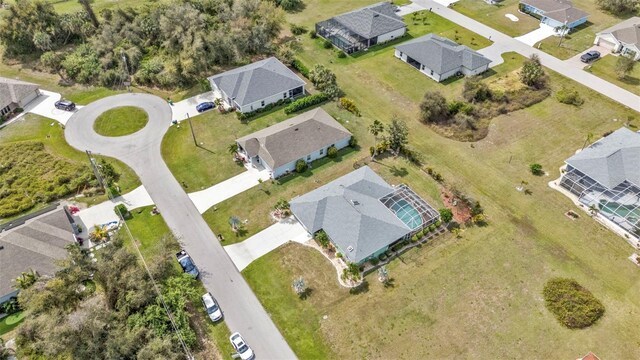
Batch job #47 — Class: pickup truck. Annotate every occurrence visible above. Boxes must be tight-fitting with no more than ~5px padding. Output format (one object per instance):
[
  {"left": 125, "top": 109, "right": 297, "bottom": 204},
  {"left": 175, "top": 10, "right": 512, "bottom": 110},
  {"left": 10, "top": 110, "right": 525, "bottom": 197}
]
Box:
[{"left": 176, "top": 250, "right": 200, "bottom": 278}]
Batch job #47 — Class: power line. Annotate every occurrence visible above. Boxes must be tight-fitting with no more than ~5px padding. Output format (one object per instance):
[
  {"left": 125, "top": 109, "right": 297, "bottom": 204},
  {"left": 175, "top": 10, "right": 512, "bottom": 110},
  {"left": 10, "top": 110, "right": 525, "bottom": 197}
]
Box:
[{"left": 86, "top": 151, "right": 194, "bottom": 360}]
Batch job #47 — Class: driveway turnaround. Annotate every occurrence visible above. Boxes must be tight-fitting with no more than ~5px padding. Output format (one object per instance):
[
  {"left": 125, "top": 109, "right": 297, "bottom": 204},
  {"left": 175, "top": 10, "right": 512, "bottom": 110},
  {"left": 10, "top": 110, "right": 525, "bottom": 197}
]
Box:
[
  {"left": 65, "top": 93, "right": 297, "bottom": 359},
  {"left": 225, "top": 218, "right": 311, "bottom": 271},
  {"left": 413, "top": 0, "right": 640, "bottom": 112}
]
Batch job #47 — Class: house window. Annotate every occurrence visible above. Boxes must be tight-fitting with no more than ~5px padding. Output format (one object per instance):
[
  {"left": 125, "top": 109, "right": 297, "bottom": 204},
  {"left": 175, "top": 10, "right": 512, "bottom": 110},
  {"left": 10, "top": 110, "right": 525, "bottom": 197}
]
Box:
[
  {"left": 307, "top": 155, "right": 311, "bottom": 161},
  {"left": 399, "top": 51, "right": 403, "bottom": 57},
  {"left": 320, "top": 148, "right": 324, "bottom": 155},
  {"left": 283, "top": 92, "right": 287, "bottom": 98},
  {"left": 261, "top": 100, "right": 265, "bottom": 107},
  {"left": 0, "top": 106, "right": 9, "bottom": 116},
  {"left": 430, "top": 70, "right": 434, "bottom": 76}
]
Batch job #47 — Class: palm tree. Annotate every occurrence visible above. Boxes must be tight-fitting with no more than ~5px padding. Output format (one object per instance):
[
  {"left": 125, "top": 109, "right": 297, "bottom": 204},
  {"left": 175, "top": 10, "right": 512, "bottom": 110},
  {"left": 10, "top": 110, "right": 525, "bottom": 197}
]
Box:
[
  {"left": 229, "top": 216, "right": 241, "bottom": 232},
  {"left": 89, "top": 225, "right": 109, "bottom": 242},
  {"left": 582, "top": 132, "right": 594, "bottom": 150},
  {"left": 368, "top": 120, "right": 384, "bottom": 160},
  {"left": 227, "top": 143, "right": 239, "bottom": 155},
  {"left": 292, "top": 277, "right": 306, "bottom": 296},
  {"left": 14, "top": 269, "right": 39, "bottom": 290}
]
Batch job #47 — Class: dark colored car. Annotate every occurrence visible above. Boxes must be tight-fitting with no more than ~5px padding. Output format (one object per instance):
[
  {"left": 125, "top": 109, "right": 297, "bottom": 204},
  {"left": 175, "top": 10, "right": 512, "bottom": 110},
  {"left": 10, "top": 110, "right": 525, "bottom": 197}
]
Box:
[
  {"left": 196, "top": 102, "right": 215, "bottom": 113},
  {"left": 176, "top": 250, "right": 200, "bottom": 278},
  {"left": 580, "top": 51, "right": 600, "bottom": 63},
  {"left": 54, "top": 100, "right": 76, "bottom": 111}
]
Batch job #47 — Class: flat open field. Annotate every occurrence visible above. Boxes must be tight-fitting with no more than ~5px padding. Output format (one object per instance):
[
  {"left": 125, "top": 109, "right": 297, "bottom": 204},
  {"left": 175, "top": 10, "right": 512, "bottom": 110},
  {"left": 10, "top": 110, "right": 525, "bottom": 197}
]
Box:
[{"left": 453, "top": 0, "right": 539, "bottom": 37}]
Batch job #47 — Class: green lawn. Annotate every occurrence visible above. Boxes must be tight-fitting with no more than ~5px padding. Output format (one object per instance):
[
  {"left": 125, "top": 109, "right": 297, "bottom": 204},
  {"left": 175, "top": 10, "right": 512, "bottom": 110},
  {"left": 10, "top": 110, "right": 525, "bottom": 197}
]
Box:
[
  {"left": 404, "top": 11, "right": 493, "bottom": 50},
  {"left": 0, "top": 114, "right": 140, "bottom": 214},
  {"left": 94, "top": 106, "right": 149, "bottom": 137},
  {"left": 452, "top": 0, "right": 539, "bottom": 37},
  {"left": 0, "top": 312, "right": 25, "bottom": 337},
  {"left": 585, "top": 54, "right": 640, "bottom": 96}
]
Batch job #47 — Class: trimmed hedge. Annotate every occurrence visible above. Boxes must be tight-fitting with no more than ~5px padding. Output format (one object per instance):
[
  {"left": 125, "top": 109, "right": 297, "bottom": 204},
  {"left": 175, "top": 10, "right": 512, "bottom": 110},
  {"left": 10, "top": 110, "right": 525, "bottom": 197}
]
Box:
[
  {"left": 291, "top": 59, "right": 310, "bottom": 78},
  {"left": 284, "top": 93, "right": 328, "bottom": 114},
  {"left": 236, "top": 98, "right": 292, "bottom": 121},
  {"left": 543, "top": 278, "right": 605, "bottom": 329}
]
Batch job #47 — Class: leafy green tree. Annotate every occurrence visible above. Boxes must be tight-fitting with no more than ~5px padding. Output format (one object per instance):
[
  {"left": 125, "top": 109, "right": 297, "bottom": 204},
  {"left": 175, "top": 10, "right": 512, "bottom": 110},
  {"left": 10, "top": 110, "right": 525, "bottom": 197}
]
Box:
[
  {"left": 615, "top": 55, "right": 635, "bottom": 80},
  {"left": 61, "top": 44, "right": 101, "bottom": 84},
  {"left": 368, "top": 119, "right": 385, "bottom": 160},
  {"left": 386, "top": 117, "right": 409, "bottom": 156},
  {"left": 596, "top": 0, "right": 638, "bottom": 15},
  {"left": 519, "top": 54, "right": 547, "bottom": 88},
  {"left": 0, "top": 0, "right": 60, "bottom": 56},
  {"left": 439, "top": 208, "right": 454, "bottom": 223},
  {"left": 295, "top": 158, "right": 308, "bottom": 173},
  {"left": 419, "top": 91, "right": 449, "bottom": 124},
  {"left": 309, "top": 64, "right": 341, "bottom": 98},
  {"left": 530, "top": 163, "right": 544, "bottom": 176}
]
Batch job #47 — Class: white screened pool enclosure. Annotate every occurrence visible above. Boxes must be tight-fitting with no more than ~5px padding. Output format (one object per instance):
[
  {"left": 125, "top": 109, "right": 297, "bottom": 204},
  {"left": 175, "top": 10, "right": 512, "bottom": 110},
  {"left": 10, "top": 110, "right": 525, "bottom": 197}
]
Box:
[{"left": 381, "top": 184, "right": 440, "bottom": 231}]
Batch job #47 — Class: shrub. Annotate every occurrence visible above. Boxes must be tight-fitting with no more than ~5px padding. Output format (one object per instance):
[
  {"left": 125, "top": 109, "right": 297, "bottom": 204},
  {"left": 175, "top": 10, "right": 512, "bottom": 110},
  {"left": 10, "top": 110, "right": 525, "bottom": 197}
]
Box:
[
  {"left": 114, "top": 203, "right": 132, "bottom": 220},
  {"left": 439, "top": 208, "right": 453, "bottom": 223},
  {"left": 349, "top": 136, "right": 358, "bottom": 148},
  {"left": 378, "top": 253, "right": 387, "bottom": 261},
  {"left": 327, "top": 146, "right": 338, "bottom": 158},
  {"left": 309, "top": 30, "right": 317, "bottom": 39},
  {"left": 284, "top": 93, "right": 329, "bottom": 114},
  {"left": 309, "top": 64, "right": 341, "bottom": 98},
  {"left": 556, "top": 87, "right": 583, "bottom": 106},
  {"left": 323, "top": 40, "right": 333, "bottom": 49},
  {"left": 420, "top": 91, "right": 449, "bottom": 124},
  {"left": 295, "top": 159, "right": 308, "bottom": 173},
  {"left": 338, "top": 97, "right": 361, "bottom": 116},
  {"left": 315, "top": 230, "right": 330, "bottom": 247},
  {"left": 336, "top": 252, "right": 343, "bottom": 258},
  {"left": 530, "top": 163, "right": 544, "bottom": 176},
  {"left": 462, "top": 76, "right": 492, "bottom": 102},
  {"left": 369, "top": 257, "right": 379, "bottom": 266},
  {"left": 237, "top": 99, "right": 292, "bottom": 120},
  {"left": 520, "top": 54, "right": 547, "bottom": 89},
  {"left": 291, "top": 59, "right": 310, "bottom": 78},
  {"left": 543, "top": 278, "right": 605, "bottom": 329},
  {"left": 290, "top": 23, "right": 307, "bottom": 35},
  {"left": 337, "top": 51, "right": 347, "bottom": 58}
]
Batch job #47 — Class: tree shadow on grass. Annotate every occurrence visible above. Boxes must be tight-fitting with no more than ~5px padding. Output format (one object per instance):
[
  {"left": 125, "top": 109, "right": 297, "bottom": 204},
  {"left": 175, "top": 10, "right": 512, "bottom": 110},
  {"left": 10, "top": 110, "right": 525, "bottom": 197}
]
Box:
[
  {"left": 383, "top": 278, "right": 396, "bottom": 288},
  {"left": 349, "top": 279, "right": 369, "bottom": 295},
  {"left": 298, "top": 287, "right": 313, "bottom": 300}
]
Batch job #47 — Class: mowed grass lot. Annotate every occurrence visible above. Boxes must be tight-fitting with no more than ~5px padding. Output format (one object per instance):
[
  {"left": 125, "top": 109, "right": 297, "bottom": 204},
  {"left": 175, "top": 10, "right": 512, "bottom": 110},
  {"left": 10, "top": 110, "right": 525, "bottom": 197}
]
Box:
[
  {"left": 123, "top": 205, "right": 235, "bottom": 360},
  {"left": 0, "top": 114, "right": 140, "bottom": 212},
  {"left": 220, "top": 1, "right": 640, "bottom": 358},
  {"left": 94, "top": 106, "right": 149, "bottom": 137},
  {"left": 452, "top": 0, "right": 539, "bottom": 37},
  {"left": 585, "top": 54, "right": 640, "bottom": 95}
]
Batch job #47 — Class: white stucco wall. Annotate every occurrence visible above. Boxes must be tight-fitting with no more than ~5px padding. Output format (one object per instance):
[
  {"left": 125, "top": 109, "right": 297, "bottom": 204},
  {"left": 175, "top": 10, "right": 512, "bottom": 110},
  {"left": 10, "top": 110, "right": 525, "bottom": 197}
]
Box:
[
  {"left": 271, "top": 136, "right": 351, "bottom": 178},
  {"left": 240, "top": 86, "right": 305, "bottom": 113},
  {"left": 377, "top": 27, "right": 407, "bottom": 43},
  {"left": 594, "top": 33, "right": 620, "bottom": 50},
  {"left": 461, "top": 64, "right": 489, "bottom": 77}
]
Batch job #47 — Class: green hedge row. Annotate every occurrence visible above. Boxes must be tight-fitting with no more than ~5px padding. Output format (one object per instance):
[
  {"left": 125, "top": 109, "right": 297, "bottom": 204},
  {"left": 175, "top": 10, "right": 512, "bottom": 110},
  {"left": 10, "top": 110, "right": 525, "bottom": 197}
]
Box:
[{"left": 284, "top": 93, "right": 328, "bottom": 114}]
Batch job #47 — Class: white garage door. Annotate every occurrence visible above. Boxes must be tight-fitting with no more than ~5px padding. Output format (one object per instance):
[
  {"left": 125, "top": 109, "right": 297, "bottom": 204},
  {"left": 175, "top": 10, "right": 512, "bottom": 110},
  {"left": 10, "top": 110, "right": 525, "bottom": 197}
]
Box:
[
  {"left": 18, "top": 90, "right": 39, "bottom": 107},
  {"left": 596, "top": 37, "right": 616, "bottom": 50}
]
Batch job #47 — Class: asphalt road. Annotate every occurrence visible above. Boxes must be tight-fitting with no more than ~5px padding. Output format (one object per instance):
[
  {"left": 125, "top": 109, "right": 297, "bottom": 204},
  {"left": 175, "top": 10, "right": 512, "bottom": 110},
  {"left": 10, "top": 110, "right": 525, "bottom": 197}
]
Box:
[
  {"left": 65, "top": 93, "right": 296, "bottom": 360},
  {"left": 414, "top": 0, "right": 640, "bottom": 113}
]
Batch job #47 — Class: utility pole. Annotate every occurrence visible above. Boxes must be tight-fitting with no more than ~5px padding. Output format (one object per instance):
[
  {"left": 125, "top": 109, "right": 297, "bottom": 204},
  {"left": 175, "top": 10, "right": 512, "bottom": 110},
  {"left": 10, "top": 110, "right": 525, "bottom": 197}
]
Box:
[{"left": 186, "top": 112, "right": 198, "bottom": 147}]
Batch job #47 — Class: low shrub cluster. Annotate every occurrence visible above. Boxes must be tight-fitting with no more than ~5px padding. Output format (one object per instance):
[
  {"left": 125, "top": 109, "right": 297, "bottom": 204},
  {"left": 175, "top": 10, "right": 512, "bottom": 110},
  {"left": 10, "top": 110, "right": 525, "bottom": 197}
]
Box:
[
  {"left": 114, "top": 204, "right": 132, "bottom": 220},
  {"left": 530, "top": 163, "right": 544, "bottom": 176},
  {"left": 425, "top": 167, "right": 444, "bottom": 182},
  {"left": 236, "top": 98, "right": 292, "bottom": 121},
  {"left": 543, "top": 278, "right": 605, "bottom": 329},
  {"left": 338, "top": 97, "right": 361, "bottom": 116},
  {"left": 327, "top": 146, "right": 338, "bottom": 158},
  {"left": 556, "top": 87, "right": 584, "bottom": 106},
  {"left": 284, "top": 93, "right": 328, "bottom": 114},
  {"left": 323, "top": 40, "right": 333, "bottom": 49},
  {"left": 291, "top": 59, "right": 310, "bottom": 78},
  {"left": 290, "top": 23, "right": 307, "bottom": 35},
  {"left": 295, "top": 159, "right": 308, "bottom": 173}
]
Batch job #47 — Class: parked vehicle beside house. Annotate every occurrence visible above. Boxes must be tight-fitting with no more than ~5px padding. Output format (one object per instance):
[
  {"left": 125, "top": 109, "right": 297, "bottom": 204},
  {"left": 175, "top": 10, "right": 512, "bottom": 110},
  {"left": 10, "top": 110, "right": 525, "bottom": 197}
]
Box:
[
  {"left": 580, "top": 50, "right": 601, "bottom": 63},
  {"left": 55, "top": 100, "right": 76, "bottom": 111}
]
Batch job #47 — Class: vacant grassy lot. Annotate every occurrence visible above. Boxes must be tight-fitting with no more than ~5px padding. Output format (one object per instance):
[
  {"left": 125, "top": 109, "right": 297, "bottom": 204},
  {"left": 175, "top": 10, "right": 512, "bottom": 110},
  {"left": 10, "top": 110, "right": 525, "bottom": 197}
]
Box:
[
  {"left": 585, "top": 54, "right": 640, "bottom": 96},
  {"left": 452, "top": 0, "right": 539, "bottom": 37},
  {"left": 94, "top": 106, "right": 149, "bottom": 137},
  {"left": 123, "top": 205, "right": 235, "bottom": 360},
  {"left": 0, "top": 114, "right": 140, "bottom": 215}
]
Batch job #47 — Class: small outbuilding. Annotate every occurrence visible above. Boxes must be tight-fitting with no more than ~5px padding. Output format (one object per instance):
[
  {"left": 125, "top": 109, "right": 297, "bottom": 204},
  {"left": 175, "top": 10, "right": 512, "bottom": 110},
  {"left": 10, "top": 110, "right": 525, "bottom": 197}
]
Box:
[
  {"left": 594, "top": 17, "right": 640, "bottom": 61},
  {"left": 394, "top": 34, "right": 491, "bottom": 82}
]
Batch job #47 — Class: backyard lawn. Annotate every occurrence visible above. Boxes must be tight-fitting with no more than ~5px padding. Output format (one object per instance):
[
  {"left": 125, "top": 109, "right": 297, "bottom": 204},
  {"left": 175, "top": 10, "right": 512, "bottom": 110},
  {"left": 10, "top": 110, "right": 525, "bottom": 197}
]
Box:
[
  {"left": 0, "top": 114, "right": 140, "bottom": 217},
  {"left": 452, "top": 0, "right": 539, "bottom": 37},
  {"left": 585, "top": 54, "right": 640, "bottom": 96},
  {"left": 94, "top": 106, "right": 149, "bottom": 137}
]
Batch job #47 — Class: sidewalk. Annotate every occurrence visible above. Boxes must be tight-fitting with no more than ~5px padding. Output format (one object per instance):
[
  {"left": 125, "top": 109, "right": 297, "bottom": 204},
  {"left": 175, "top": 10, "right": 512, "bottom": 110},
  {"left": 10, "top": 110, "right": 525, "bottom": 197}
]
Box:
[
  {"left": 224, "top": 218, "right": 310, "bottom": 271},
  {"left": 74, "top": 185, "right": 154, "bottom": 230}
]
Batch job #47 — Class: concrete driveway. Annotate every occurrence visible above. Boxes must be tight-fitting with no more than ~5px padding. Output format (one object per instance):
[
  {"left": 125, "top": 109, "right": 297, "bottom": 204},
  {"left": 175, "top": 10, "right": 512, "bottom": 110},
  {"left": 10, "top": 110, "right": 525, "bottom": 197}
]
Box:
[
  {"left": 515, "top": 24, "right": 556, "bottom": 46},
  {"left": 564, "top": 45, "right": 610, "bottom": 69},
  {"left": 171, "top": 91, "right": 215, "bottom": 122},
  {"left": 74, "top": 185, "right": 153, "bottom": 232},
  {"left": 225, "top": 218, "right": 310, "bottom": 271},
  {"left": 396, "top": 2, "right": 426, "bottom": 16},
  {"left": 64, "top": 93, "right": 296, "bottom": 359},
  {"left": 23, "top": 90, "right": 82, "bottom": 125}
]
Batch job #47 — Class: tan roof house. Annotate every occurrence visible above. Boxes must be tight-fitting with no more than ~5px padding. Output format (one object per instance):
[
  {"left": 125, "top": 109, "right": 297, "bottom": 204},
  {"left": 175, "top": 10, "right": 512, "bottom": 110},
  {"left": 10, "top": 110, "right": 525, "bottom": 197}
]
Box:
[
  {"left": 0, "top": 77, "right": 40, "bottom": 118},
  {"left": 235, "top": 107, "right": 351, "bottom": 178},
  {"left": 595, "top": 17, "right": 640, "bottom": 60}
]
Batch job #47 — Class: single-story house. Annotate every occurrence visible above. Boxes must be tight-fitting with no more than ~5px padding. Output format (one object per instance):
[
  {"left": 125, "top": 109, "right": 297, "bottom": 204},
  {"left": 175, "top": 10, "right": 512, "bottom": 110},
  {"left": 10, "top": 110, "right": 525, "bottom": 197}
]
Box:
[
  {"left": 519, "top": 0, "right": 588, "bottom": 32},
  {"left": 0, "top": 77, "right": 40, "bottom": 117},
  {"left": 316, "top": 2, "right": 406, "bottom": 54},
  {"left": 594, "top": 17, "right": 640, "bottom": 61},
  {"left": 394, "top": 34, "right": 492, "bottom": 82},
  {"left": 290, "top": 166, "right": 440, "bottom": 264},
  {"left": 235, "top": 107, "right": 351, "bottom": 179},
  {"left": 559, "top": 127, "right": 640, "bottom": 240},
  {"left": 0, "top": 209, "right": 75, "bottom": 304},
  {"left": 208, "top": 57, "right": 305, "bottom": 114}
]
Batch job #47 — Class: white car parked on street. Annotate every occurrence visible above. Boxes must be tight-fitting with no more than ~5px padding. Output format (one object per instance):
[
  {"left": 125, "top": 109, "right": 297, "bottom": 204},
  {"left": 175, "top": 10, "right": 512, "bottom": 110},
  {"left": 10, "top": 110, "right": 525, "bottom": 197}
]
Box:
[
  {"left": 230, "top": 332, "right": 254, "bottom": 360},
  {"left": 201, "top": 292, "right": 223, "bottom": 322}
]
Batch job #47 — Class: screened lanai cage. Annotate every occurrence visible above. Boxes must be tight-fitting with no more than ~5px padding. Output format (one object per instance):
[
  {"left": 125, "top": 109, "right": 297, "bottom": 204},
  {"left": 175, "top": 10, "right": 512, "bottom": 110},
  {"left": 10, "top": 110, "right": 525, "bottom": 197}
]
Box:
[
  {"left": 315, "top": 19, "right": 370, "bottom": 54},
  {"left": 560, "top": 165, "right": 640, "bottom": 237},
  {"left": 380, "top": 185, "right": 440, "bottom": 232}
]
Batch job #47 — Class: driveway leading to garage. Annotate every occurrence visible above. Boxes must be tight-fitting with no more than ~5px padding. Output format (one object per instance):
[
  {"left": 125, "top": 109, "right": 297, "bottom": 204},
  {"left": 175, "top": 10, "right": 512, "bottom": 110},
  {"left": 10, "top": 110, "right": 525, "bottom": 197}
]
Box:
[
  {"left": 64, "top": 93, "right": 297, "bottom": 360},
  {"left": 170, "top": 91, "right": 214, "bottom": 122},
  {"left": 225, "top": 218, "right": 310, "bottom": 271},
  {"left": 74, "top": 185, "right": 154, "bottom": 231},
  {"left": 514, "top": 24, "right": 556, "bottom": 46},
  {"left": 564, "top": 44, "right": 610, "bottom": 69},
  {"left": 23, "top": 90, "right": 82, "bottom": 125}
]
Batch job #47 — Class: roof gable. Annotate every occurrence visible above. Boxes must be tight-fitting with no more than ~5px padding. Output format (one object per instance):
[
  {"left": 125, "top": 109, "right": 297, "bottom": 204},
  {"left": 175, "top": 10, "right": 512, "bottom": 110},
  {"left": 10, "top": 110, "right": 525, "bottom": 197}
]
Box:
[{"left": 208, "top": 57, "right": 305, "bottom": 107}]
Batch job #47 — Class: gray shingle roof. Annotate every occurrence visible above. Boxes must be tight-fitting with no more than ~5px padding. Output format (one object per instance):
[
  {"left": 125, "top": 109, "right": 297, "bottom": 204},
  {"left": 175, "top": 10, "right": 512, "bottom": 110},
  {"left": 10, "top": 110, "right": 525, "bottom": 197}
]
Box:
[
  {"left": 0, "top": 77, "right": 39, "bottom": 109},
  {"left": 0, "top": 209, "right": 75, "bottom": 298},
  {"left": 208, "top": 57, "right": 305, "bottom": 107},
  {"left": 290, "top": 166, "right": 412, "bottom": 263},
  {"left": 566, "top": 127, "right": 640, "bottom": 189},
  {"left": 520, "top": 0, "right": 588, "bottom": 23},
  {"left": 236, "top": 107, "right": 351, "bottom": 169},
  {"left": 395, "top": 34, "right": 491, "bottom": 74},
  {"left": 598, "top": 17, "right": 640, "bottom": 47},
  {"left": 331, "top": 2, "right": 406, "bottom": 39}
]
